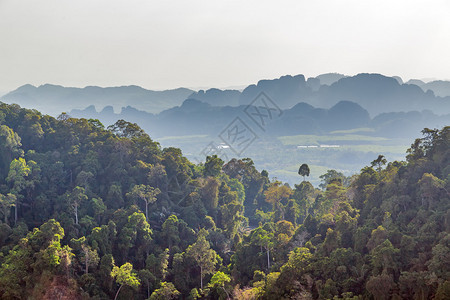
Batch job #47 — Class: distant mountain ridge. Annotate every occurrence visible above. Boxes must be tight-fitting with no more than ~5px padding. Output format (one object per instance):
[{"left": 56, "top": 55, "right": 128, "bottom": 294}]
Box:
[
  {"left": 233, "top": 73, "right": 450, "bottom": 115},
  {"left": 406, "top": 79, "right": 450, "bottom": 98},
  {"left": 69, "top": 98, "right": 449, "bottom": 139},
  {"left": 1, "top": 84, "right": 194, "bottom": 116},
  {"left": 315, "top": 73, "right": 447, "bottom": 115},
  {"left": 2, "top": 73, "right": 450, "bottom": 117}
]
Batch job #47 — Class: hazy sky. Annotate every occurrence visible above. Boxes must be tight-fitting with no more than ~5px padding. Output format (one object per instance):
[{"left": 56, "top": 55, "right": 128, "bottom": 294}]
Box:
[{"left": 1, "top": 0, "right": 450, "bottom": 94}]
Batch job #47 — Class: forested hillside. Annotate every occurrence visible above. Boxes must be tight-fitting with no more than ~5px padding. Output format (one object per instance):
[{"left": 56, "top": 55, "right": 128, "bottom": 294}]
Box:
[{"left": 0, "top": 102, "right": 448, "bottom": 299}]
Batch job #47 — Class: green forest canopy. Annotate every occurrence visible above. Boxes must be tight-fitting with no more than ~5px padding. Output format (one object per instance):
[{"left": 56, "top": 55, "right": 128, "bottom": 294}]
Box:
[{"left": 0, "top": 102, "right": 449, "bottom": 299}]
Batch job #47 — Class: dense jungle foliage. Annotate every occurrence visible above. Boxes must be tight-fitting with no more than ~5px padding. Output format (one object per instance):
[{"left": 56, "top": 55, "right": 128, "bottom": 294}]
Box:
[{"left": 0, "top": 102, "right": 449, "bottom": 299}]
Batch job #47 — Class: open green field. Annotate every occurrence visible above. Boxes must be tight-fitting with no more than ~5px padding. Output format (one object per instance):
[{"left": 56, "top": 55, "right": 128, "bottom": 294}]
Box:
[
  {"left": 340, "top": 144, "right": 409, "bottom": 154},
  {"left": 329, "top": 127, "right": 376, "bottom": 134},
  {"left": 157, "top": 134, "right": 209, "bottom": 142},
  {"left": 278, "top": 134, "right": 388, "bottom": 146}
]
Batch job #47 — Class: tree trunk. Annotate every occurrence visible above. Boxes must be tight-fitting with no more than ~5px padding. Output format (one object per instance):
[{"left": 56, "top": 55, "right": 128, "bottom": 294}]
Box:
[
  {"left": 200, "top": 266, "right": 203, "bottom": 290},
  {"left": 114, "top": 284, "right": 123, "bottom": 300},
  {"left": 223, "top": 287, "right": 230, "bottom": 300},
  {"left": 267, "top": 248, "right": 270, "bottom": 270},
  {"left": 75, "top": 203, "right": 78, "bottom": 225},
  {"left": 14, "top": 204, "right": 17, "bottom": 225},
  {"left": 174, "top": 176, "right": 180, "bottom": 190},
  {"left": 145, "top": 200, "right": 148, "bottom": 222}
]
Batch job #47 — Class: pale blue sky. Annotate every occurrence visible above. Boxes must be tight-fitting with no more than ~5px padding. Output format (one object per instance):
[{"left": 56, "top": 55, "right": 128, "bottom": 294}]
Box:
[{"left": 1, "top": 0, "right": 449, "bottom": 94}]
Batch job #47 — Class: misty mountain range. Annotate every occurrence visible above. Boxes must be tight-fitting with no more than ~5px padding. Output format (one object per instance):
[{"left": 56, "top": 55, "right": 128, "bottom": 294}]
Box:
[
  {"left": 2, "top": 73, "right": 450, "bottom": 118},
  {"left": 1, "top": 84, "right": 193, "bottom": 116},
  {"left": 225, "top": 73, "right": 450, "bottom": 115},
  {"left": 405, "top": 79, "right": 450, "bottom": 98},
  {"left": 69, "top": 98, "right": 449, "bottom": 139}
]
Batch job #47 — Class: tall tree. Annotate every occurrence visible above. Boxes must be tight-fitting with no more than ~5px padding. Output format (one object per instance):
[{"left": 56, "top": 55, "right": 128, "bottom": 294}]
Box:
[
  {"left": 208, "top": 271, "right": 231, "bottom": 300},
  {"left": 67, "top": 186, "right": 88, "bottom": 225},
  {"left": 127, "top": 184, "right": 160, "bottom": 221},
  {"left": 264, "top": 182, "right": 292, "bottom": 221},
  {"left": 0, "top": 193, "right": 16, "bottom": 225},
  {"left": 0, "top": 125, "right": 23, "bottom": 178},
  {"left": 81, "top": 243, "right": 99, "bottom": 275},
  {"left": 161, "top": 215, "right": 181, "bottom": 252},
  {"left": 111, "top": 262, "right": 141, "bottom": 300},
  {"left": 371, "top": 155, "right": 387, "bottom": 173},
  {"left": 186, "top": 230, "right": 220, "bottom": 289},
  {"left": 252, "top": 227, "right": 274, "bottom": 271},
  {"left": 70, "top": 236, "right": 99, "bottom": 274},
  {"left": 298, "top": 163, "right": 310, "bottom": 181},
  {"left": 6, "top": 158, "right": 31, "bottom": 224}
]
